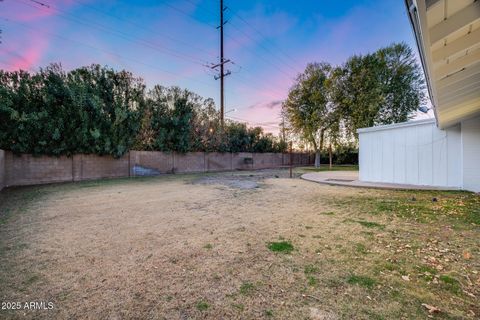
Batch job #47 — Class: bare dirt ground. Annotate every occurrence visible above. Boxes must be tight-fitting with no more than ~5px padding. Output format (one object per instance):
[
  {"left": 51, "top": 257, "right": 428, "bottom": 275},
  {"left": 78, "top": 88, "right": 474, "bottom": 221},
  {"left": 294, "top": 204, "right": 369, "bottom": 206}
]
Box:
[{"left": 0, "top": 169, "right": 479, "bottom": 319}]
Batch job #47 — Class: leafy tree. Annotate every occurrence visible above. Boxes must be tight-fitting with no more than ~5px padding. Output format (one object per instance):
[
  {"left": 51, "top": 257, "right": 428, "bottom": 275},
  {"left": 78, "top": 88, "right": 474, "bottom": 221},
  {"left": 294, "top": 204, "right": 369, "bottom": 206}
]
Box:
[
  {"left": 329, "top": 42, "right": 425, "bottom": 136},
  {"left": 283, "top": 62, "right": 338, "bottom": 167}
]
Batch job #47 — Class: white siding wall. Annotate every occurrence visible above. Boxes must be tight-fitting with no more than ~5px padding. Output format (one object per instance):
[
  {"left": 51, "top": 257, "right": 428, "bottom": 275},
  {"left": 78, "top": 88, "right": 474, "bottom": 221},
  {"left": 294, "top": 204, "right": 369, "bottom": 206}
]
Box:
[
  {"left": 462, "top": 116, "right": 480, "bottom": 192},
  {"left": 359, "top": 120, "right": 462, "bottom": 188}
]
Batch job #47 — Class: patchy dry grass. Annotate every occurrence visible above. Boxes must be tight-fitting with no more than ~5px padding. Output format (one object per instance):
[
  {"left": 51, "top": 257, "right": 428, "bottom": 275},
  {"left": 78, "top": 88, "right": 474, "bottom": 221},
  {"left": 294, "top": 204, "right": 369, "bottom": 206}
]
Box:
[
  {"left": 0, "top": 169, "right": 478, "bottom": 319},
  {"left": 327, "top": 190, "right": 480, "bottom": 225}
]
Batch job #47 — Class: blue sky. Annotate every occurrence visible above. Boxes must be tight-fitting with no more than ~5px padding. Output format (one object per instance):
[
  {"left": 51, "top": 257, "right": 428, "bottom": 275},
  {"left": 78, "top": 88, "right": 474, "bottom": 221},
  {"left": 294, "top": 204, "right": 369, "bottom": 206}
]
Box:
[{"left": 0, "top": 0, "right": 425, "bottom": 132}]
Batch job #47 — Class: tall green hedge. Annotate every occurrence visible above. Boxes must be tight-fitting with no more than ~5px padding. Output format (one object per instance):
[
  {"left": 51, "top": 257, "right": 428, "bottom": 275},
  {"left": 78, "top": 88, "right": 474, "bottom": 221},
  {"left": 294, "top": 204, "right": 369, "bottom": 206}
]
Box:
[{"left": 0, "top": 64, "right": 285, "bottom": 157}]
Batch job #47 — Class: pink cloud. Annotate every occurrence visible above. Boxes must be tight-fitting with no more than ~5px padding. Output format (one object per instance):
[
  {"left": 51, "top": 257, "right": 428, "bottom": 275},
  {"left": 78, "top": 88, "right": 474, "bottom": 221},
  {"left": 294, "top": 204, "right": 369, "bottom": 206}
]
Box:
[
  {"left": 2, "top": 49, "right": 36, "bottom": 71},
  {"left": 0, "top": 0, "right": 80, "bottom": 71},
  {"left": 233, "top": 99, "right": 284, "bottom": 135}
]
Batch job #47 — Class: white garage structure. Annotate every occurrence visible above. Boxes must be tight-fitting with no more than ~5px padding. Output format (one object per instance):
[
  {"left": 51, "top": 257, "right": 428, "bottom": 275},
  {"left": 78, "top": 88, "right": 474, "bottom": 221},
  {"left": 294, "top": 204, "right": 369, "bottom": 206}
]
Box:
[{"left": 358, "top": 0, "right": 480, "bottom": 192}]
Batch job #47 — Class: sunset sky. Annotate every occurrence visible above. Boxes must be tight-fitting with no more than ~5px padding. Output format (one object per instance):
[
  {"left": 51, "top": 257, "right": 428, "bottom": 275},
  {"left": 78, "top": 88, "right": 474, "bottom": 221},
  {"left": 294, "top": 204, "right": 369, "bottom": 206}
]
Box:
[{"left": 0, "top": 0, "right": 430, "bottom": 133}]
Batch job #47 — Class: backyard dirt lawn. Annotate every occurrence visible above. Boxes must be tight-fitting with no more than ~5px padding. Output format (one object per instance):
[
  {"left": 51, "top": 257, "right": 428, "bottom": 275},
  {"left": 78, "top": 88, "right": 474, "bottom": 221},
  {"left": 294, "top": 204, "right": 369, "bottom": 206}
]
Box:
[{"left": 0, "top": 169, "right": 479, "bottom": 319}]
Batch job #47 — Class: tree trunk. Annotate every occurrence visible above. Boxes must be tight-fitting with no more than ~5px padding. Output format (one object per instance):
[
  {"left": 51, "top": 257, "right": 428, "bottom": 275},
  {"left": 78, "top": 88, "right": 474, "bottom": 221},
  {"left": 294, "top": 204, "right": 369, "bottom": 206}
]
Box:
[
  {"left": 329, "top": 144, "right": 332, "bottom": 169},
  {"left": 313, "top": 129, "right": 325, "bottom": 168},
  {"left": 314, "top": 149, "right": 321, "bottom": 168}
]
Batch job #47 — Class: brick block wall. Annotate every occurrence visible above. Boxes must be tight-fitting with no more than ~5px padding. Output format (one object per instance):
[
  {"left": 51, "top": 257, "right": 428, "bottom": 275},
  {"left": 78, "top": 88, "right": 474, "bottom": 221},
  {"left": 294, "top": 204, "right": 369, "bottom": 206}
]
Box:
[
  {"left": 206, "top": 152, "right": 232, "bottom": 171},
  {"left": 5, "top": 151, "right": 73, "bottom": 186},
  {"left": 130, "top": 151, "right": 174, "bottom": 175},
  {"left": 79, "top": 154, "right": 129, "bottom": 180},
  {"left": 173, "top": 152, "right": 205, "bottom": 173},
  {"left": 232, "top": 152, "right": 254, "bottom": 170},
  {"left": 1, "top": 150, "right": 313, "bottom": 187},
  {"left": 253, "top": 153, "right": 283, "bottom": 169},
  {"left": 0, "top": 150, "right": 5, "bottom": 191}
]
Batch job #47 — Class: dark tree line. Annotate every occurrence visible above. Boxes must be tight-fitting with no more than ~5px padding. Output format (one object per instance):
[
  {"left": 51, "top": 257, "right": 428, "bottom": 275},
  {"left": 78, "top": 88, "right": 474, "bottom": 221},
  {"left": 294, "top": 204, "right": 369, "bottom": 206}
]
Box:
[{"left": 0, "top": 64, "right": 286, "bottom": 157}]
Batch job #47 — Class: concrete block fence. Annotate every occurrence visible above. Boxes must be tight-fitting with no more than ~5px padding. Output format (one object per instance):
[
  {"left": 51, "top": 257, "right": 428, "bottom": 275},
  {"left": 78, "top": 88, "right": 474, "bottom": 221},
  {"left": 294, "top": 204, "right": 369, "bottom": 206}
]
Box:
[
  {"left": 0, "top": 149, "right": 314, "bottom": 189},
  {"left": 0, "top": 149, "right": 5, "bottom": 190}
]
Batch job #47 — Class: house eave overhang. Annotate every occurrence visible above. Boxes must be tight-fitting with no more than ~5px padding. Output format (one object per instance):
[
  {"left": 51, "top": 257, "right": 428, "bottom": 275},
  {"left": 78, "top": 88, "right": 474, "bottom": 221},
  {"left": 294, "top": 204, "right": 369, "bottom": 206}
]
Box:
[{"left": 405, "top": 0, "right": 480, "bottom": 129}]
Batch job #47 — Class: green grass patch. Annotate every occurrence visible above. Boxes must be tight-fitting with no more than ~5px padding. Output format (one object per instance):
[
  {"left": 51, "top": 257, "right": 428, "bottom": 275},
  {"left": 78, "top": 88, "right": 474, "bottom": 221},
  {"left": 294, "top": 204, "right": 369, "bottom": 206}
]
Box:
[
  {"left": 355, "top": 243, "right": 368, "bottom": 254},
  {"left": 203, "top": 243, "right": 213, "bottom": 250},
  {"left": 196, "top": 300, "right": 210, "bottom": 311},
  {"left": 347, "top": 275, "right": 376, "bottom": 289},
  {"left": 356, "top": 220, "right": 384, "bottom": 229},
  {"left": 22, "top": 274, "right": 40, "bottom": 286},
  {"left": 439, "top": 275, "right": 461, "bottom": 294},
  {"left": 239, "top": 282, "right": 255, "bottom": 295},
  {"left": 416, "top": 265, "right": 437, "bottom": 274},
  {"left": 382, "top": 262, "right": 398, "bottom": 272},
  {"left": 267, "top": 241, "right": 294, "bottom": 253},
  {"left": 319, "top": 211, "right": 335, "bottom": 216},
  {"left": 264, "top": 309, "right": 274, "bottom": 317},
  {"left": 304, "top": 264, "right": 319, "bottom": 274},
  {"left": 344, "top": 218, "right": 385, "bottom": 229},
  {"left": 416, "top": 265, "right": 437, "bottom": 281},
  {"left": 307, "top": 276, "right": 318, "bottom": 286}
]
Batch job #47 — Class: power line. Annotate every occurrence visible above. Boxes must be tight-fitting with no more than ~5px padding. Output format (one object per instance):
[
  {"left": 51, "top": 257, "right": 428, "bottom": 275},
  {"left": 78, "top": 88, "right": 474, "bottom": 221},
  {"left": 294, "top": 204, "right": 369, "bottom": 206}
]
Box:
[
  {"left": 178, "top": 0, "right": 299, "bottom": 76},
  {"left": 231, "top": 12, "right": 299, "bottom": 69},
  {"left": 69, "top": 0, "right": 217, "bottom": 60},
  {"left": 3, "top": 11, "right": 286, "bottom": 100},
  {"left": 139, "top": 0, "right": 296, "bottom": 89},
  {"left": 226, "top": 22, "right": 297, "bottom": 76},
  {"left": 7, "top": 0, "right": 290, "bottom": 116},
  {"left": 20, "top": 0, "right": 208, "bottom": 66},
  {"left": 158, "top": 0, "right": 217, "bottom": 29},
  {"left": 1, "top": 17, "right": 222, "bottom": 91},
  {"left": 20, "top": 0, "right": 287, "bottom": 99}
]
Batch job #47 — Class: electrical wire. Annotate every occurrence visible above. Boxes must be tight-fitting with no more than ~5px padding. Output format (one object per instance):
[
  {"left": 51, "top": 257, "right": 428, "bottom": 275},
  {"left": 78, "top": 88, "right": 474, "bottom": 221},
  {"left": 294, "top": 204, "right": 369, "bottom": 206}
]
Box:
[
  {"left": 1, "top": 17, "right": 223, "bottom": 91},
  {"left": 231, "top": 12, "right": 299, "bottom": 69},
  {"left": 138, "top": 0, "right": 297, "bottom": 84},
  {"left": 20, "top": 0, "right": 289, "bottom": 99},
  {"left": 178, "top": 0, "right": 299, "bottom": 76},
  {"left": 19, "top": 0, "right": 209, "bottom": 66},
  {"left": 69, "top": 0, "right": 218, "bottom": 59}
]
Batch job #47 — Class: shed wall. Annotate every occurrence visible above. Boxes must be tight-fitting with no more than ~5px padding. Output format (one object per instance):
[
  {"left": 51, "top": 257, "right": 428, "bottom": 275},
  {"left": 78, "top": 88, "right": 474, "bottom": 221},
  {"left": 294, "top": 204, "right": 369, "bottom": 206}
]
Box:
[
  {"left": 462, "top": 116, "right": 480, "bottom": 192},
  {"left": 359, "top": 121, "right": 462, "bottom": 188}
]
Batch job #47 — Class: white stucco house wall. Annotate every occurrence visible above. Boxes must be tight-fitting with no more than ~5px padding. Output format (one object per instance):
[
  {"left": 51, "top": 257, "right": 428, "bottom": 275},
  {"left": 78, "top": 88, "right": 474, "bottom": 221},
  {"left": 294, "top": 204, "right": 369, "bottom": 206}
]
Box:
[{"left": 358, "top": 0, "right": 480, "bottom": 192}]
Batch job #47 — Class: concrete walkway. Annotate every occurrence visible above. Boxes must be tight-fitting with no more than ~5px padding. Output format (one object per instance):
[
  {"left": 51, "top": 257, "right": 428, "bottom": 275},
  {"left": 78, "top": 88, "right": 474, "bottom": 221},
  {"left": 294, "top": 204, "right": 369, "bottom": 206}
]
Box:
[{"left": 301, "top": 171, "right": 459, "bottom": 190}]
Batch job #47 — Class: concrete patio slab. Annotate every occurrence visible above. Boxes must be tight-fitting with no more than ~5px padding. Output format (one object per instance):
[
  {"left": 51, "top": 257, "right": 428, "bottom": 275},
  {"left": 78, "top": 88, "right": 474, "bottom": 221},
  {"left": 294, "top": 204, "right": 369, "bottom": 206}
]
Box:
[{"left": 301, "top": 171, "right": 460, "bottom": 191}]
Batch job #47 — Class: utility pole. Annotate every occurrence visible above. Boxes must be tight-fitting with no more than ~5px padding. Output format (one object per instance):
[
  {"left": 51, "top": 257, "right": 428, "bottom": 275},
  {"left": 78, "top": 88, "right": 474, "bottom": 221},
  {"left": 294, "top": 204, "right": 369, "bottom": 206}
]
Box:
[
  {"left": 220, "top": 0, "right": 225, "bottom": 128},
  {"left": 209, "top": 0, "right": 231, "bottom": 129}
]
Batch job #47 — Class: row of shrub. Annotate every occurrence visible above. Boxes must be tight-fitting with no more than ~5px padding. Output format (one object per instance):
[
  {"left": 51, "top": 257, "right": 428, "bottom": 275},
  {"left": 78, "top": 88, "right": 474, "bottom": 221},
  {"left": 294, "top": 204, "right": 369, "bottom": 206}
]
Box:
[
  {"left": 318, "top": 143, "right": 359, "bottom": 165},
  {"left": 0, "top": 64, "right": 287, "bottom": 157}
]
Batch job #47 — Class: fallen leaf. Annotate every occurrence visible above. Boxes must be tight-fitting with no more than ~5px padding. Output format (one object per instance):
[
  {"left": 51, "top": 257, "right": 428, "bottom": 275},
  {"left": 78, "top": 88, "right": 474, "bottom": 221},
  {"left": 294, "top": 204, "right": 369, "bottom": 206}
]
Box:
[{"left": 422, "top": 303, "right": 440, "bottom": 314}]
